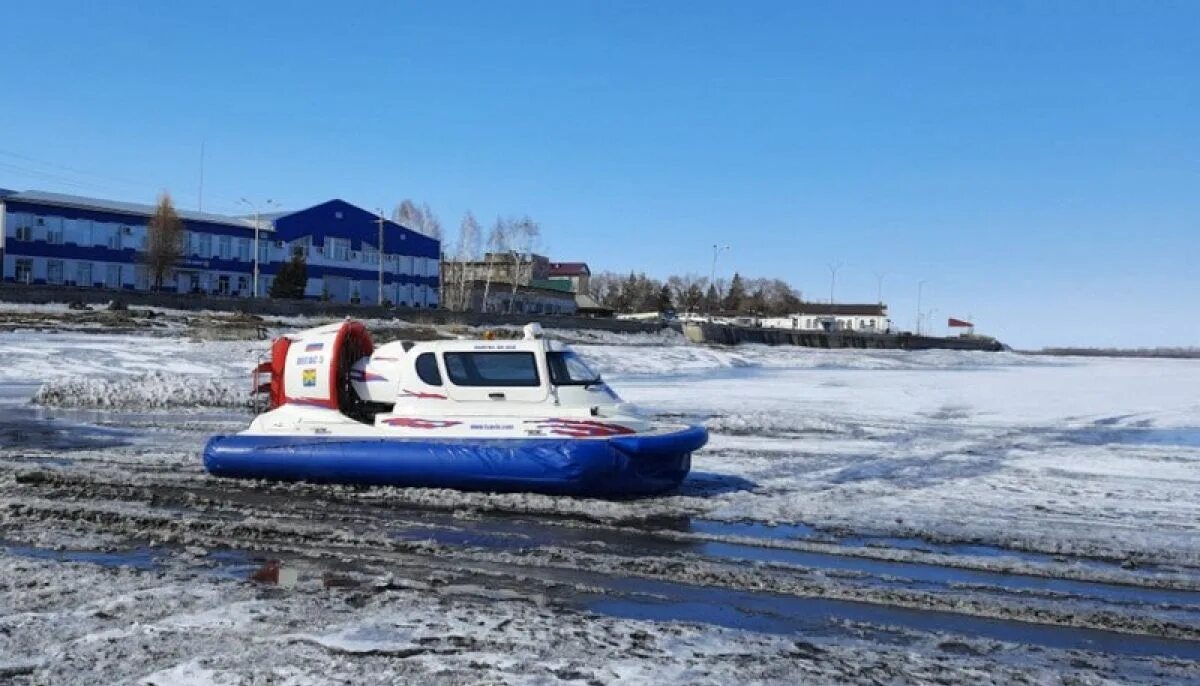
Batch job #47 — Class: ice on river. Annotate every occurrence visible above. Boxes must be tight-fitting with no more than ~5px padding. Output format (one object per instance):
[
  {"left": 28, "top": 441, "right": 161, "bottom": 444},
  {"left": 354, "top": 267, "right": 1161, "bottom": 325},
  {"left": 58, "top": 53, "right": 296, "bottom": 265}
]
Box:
[
  {"left": 4, "top": 326, "right": 1200, "bottom": 683},
  {"left": 5, "top": 329, "right": 1200, "bottom": 566}
]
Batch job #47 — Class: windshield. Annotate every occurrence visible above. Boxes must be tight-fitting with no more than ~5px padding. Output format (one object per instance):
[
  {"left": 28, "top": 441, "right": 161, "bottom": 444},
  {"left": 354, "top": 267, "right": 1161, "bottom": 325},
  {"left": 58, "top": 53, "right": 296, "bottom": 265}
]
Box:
[{"left": 547, "top": 351, "right": 602, "bottom": 386}]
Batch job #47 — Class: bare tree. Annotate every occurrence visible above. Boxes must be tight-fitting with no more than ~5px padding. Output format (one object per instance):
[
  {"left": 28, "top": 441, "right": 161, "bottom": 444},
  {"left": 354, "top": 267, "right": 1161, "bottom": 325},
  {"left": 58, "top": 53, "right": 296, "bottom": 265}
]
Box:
[
  {"left": 393, "top": 199, "right": 420, "bottom": 227},
  {"left": 420, "top": 202, "right": 443, "bottom": 241},
  {"left": 392, "top": 199, "right": 443, "bottom": 240},
  {"left": 144, "top": 192, "right": 184, "bottom": 291},
  {"left": 446, "top": 211, "right": 481, "bottom": 311},
  {"left": 506, "top": 215, "right": 541, "bottom": 313},
  {"left": 481, "top": 217, "right": 512, "bottom": 313}
]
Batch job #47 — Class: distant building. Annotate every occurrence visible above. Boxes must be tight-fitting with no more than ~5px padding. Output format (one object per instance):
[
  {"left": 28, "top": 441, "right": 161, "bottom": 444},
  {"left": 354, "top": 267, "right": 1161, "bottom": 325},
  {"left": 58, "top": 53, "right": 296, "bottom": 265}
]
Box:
[
  {"left": 573, "top": 292, "right": 613, "bottom": 318},
  {"left": 462, "top": 280, "right": 576, "bottom": 316},
  {"left": 442, "top": 254, "right": 594, "bottom": 315},
  {"left": 0, "top": 190, "right": 440, "bottom": 306},
  {"left": 441, "top": 253, "right": 550, "bottom": 290},
  {"left": 546, "top": 261, "right": 590, "bottom": 294},
  {"left": 760, "top": 303, "right": 890, "bottom": 333}
]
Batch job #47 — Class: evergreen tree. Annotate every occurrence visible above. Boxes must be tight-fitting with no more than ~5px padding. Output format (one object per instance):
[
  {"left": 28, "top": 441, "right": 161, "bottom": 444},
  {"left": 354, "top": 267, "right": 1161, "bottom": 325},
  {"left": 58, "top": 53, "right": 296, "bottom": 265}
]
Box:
[
  {"left": 656, "top": 284, "right": 674, "bottom": 313},
  {"left": 704, "top": 284, "right": 720, "bottom": 312},
  {"left": 723, "top": 273, "right": 747, "bottom": 312},
  {"left": 269, "top": 252, "right": 308, "bottom": 299}
]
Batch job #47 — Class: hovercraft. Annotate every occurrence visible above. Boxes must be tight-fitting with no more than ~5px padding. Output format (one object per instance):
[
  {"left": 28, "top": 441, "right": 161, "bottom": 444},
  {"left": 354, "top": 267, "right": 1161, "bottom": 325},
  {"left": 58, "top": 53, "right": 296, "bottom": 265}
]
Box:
[{"left": 202, "top": 321, "right": 707, "bottom": 497}]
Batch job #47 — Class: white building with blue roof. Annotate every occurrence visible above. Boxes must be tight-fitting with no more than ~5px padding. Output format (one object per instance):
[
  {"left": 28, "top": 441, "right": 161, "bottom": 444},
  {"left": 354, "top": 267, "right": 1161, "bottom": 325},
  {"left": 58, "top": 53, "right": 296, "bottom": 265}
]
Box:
[{"left": 0, "top": 190, "right": 440, "bottom": 307}]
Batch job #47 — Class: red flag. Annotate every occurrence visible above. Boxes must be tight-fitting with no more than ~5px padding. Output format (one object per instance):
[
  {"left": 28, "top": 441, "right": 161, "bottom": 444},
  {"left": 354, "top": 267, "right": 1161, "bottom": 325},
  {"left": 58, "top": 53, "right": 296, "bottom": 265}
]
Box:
[{"left": 948, "top": 317, "right": 973, "bottom": 328}]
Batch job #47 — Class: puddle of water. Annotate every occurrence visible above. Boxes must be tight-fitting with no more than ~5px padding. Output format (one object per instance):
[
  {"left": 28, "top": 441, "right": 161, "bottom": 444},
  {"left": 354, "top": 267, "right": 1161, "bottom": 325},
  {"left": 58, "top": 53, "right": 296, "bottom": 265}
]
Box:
[
  {"left": 690, "top": 519, "right": 1200, "bottom": 586},
  {"left": 4, "top": 544, "right": 161, "bottom": 570},
  {"left": 0, "top": 405, "right": 132, "bottom": 451},
  {"left": 580, "top": 573, "right": 1200, "bottom": 661},
  {"left": 1117, "top": 428, "right": 1200, "bottom": 448},
  {"left": 697, "top": 541, "right": 1200, "bottom": 608},
  {"left": 384, "top": 515, "right": 1200, "bottom": 610}
]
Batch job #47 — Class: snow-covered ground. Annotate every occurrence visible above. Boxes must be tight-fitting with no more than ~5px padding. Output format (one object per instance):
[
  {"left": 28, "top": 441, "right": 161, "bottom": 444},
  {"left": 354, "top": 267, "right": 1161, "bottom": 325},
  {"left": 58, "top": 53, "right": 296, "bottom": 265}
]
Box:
[{"left": 2, "top": 320, "right": 1200, "bottom": 683}]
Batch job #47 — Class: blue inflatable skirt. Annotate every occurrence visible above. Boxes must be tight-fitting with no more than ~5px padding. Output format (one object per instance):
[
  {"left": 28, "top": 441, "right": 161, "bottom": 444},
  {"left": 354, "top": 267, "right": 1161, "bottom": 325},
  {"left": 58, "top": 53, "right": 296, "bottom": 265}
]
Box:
[{"left": 203, "top": 425, "right": 707, "bottom": 497}]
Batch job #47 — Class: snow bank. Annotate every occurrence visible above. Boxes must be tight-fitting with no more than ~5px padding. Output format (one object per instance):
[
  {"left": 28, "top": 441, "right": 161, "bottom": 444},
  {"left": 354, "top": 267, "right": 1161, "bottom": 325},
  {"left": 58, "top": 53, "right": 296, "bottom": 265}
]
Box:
[{"left": 33, "top": 373, "right": 249, "bottom": 410}]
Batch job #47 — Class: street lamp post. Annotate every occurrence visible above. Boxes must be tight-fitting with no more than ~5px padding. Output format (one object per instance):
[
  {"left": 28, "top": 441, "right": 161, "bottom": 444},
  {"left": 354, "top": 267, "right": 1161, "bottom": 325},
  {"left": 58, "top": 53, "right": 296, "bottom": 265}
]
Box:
[
  {"left": 709, "top": 244, "right": 730, "bottom": 315},
  {"left": 827, "top": 261, "right": 843, "bottom": 304},
  {"left": 374, "top": 209, "right": 387, "bottom": 306},
  {"left": 916, "top": 279, "right": 928, "bottom": 335},
  {"left": 238, "top": 198, "right": 278, "bottom": 298}
]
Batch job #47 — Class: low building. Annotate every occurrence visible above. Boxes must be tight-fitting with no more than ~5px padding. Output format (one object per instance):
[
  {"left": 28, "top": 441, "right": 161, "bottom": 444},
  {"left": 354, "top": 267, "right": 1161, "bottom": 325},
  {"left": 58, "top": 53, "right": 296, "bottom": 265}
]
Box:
[
  {"left": 462, "top": 280, "right": 576, "bottom": 316},
  {"left": 0, "top": 190, "right": 440, "bottom": 307},
  {"left": 441, "top": 253, "right": 550, "bottom": 289},
  {"left": 573, "top": 292, "right": 613, "bottom": 317},
  {"left": 546, "top": 261, "right": 590, "bottom": 294},
  {"left": 761, "top": 303, "right": 890, "bottom": 333}
]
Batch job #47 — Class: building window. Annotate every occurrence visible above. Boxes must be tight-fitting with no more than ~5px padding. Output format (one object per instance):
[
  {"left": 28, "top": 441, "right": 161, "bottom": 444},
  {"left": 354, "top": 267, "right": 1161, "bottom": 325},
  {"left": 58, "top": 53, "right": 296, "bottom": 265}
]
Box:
[
  {"left": 218, "top": 275, "right": 230, "bottom": 295},
  {"left": 197, "top": 233, "right": 212, "bottom": 257},
  {"left": 105, "top": 264, "right": 121, "bottom": 289},
  {"left": 14, "top": 259, "right": 33, "bottom": 284},
  {"left": 107, "top": 229, "right": 122, "bottom": 250},
  {"left": 46, "top": 260, "right": 64, "bottom": 285},
  {"left": 219, "top": 236, "right": 232, "bottom": 260},
  {"left": 47, "top": 226, "right": 64, "bottom": 244},
  {"left": 15, "top": 226, "right": 32, "bottom": 241},
  {"left": 238, "top": 238, "right": 250, "bottom": 262},
  {"left": 77, "top": 262, "right": 93, "bottom": 287},
  {"left": 189, "top": 273, "right": 201, "bottom": 293},
  {"left": 329, "top": 237, "right": 350, "bottom": 261},
  {"left": 135, "top": 266, "right": 150, "bottom": 290}
]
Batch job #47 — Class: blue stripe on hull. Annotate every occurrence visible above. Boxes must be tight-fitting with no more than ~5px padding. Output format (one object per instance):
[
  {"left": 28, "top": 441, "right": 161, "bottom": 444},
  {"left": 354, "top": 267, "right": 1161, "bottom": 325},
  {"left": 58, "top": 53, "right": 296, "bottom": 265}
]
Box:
[{"left": 202, "top": 425, "right": 707, "bottom": 497}]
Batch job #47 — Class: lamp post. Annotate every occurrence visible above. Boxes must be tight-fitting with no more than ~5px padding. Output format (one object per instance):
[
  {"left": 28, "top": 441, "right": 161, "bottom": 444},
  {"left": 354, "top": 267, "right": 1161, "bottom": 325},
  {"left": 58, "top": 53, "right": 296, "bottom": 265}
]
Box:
[
  {"left": 374, "top": 209, "right": 387, "bottom": 307},
  {"left": 238, "top": 198, "right": 278, "bottom": 298},
  {"left": 916, "top": 279, "right": 928, "bottom": 335},
  {"left": 827, "top": 261, "right": 843, "bottom": 304},
  {"left": 709, "top": 244, "right": 730, "bottom": 315}
]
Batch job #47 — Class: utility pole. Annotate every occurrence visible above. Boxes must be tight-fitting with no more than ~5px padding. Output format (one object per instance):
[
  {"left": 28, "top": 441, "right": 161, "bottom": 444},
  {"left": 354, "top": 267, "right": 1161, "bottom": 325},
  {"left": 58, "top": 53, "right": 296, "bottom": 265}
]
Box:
[
  {"left": 198, "top": 142, "right": 205, "bottom": 212},
  {"left": 238, "top": 198, "right": 278, "bottom": 298},
  {"left": 374, "top": 210, "right": 387, "bottom": 307},
  {"left": 709, "top": 244, "right": 730, "bottom": 315},
  {"left": 916, "top": 279, "right": 928, "bottom": 335},
  {"left": 827, "top": 262, "right": 843, "bottom": 305}
]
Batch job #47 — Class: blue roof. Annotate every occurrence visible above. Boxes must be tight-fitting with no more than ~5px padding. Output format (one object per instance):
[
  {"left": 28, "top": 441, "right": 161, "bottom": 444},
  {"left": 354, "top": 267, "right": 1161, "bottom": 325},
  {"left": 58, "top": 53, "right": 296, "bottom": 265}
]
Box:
[{"left": 2, "top": 190, "right": 256, "bottom": 228}]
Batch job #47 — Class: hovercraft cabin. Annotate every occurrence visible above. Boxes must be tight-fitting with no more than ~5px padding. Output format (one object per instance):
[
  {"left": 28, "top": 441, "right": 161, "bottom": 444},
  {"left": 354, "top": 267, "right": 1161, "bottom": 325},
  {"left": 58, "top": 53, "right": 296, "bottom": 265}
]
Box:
[{"left": 0, "top": 190, "right": 440, "bottom": 307}]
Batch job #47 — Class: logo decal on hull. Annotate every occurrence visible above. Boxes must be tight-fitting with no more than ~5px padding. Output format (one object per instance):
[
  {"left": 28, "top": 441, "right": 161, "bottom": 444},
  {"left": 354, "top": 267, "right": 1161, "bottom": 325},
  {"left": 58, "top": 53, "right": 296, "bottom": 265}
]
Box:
[
  {"left": 401, "top": 389, "right": 448, "bottom": 399},
  {"left": 302, "top": 368, "right": 317, "bottom": 387},
  {"left": 350, "top": 370, "right": 389, "bottom": 383},
  {"left": 382, "top": 417, "right": 462, "bottom": 429},
  {"left": 526, "top": 418, "right": 636, "bottom": 437}
]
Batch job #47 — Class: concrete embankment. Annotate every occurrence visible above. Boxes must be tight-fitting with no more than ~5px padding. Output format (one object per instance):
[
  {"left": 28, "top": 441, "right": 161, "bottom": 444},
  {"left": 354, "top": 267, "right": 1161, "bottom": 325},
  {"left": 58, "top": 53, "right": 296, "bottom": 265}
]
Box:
[{"left": 680, "top": 321, "right": 1005, "bottom": 351}]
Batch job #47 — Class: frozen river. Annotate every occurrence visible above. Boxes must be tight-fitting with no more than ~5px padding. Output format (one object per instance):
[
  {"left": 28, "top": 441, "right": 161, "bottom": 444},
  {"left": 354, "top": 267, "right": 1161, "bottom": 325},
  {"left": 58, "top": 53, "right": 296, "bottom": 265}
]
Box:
[{"left": 2, "top": 324, "right": 1200, "bottom": 683}]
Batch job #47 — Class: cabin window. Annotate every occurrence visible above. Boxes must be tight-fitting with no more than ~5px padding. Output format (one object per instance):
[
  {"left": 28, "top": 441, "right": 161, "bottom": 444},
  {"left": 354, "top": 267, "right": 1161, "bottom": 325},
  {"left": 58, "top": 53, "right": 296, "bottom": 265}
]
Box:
[
  {"left": 415, "top": 353, "right": 442, "bottom": 386},
  {"left": 547, "top": 352, "right": 601, "bottom": 386},
  {"left": 443, "top": 352, "right": 540, "bottom": 387}
]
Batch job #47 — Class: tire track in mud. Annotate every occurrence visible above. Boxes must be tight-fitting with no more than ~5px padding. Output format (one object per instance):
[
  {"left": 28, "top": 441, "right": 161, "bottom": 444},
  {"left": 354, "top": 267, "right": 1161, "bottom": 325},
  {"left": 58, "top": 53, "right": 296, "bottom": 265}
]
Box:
[{"left": 6, "top": 465, "right": 1200, "bottom": 655}]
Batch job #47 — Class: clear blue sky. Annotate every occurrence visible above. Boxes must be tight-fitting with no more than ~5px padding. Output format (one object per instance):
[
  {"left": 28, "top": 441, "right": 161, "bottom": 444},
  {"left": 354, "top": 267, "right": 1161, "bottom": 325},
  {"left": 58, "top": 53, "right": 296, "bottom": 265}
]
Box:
[{"left": 1, "top": 1, "right": 1196, "bottom": 348}]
